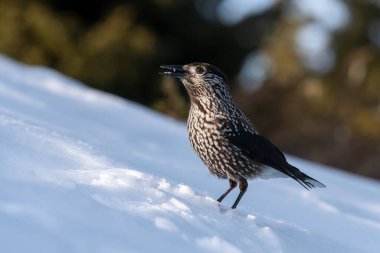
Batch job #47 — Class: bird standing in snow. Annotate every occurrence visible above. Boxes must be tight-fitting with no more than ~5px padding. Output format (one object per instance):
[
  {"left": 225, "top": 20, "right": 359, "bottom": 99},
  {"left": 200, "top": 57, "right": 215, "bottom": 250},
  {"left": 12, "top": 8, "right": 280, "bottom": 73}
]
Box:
[{"left": 160, "top": 63, "right": 325, "bottom": 209}]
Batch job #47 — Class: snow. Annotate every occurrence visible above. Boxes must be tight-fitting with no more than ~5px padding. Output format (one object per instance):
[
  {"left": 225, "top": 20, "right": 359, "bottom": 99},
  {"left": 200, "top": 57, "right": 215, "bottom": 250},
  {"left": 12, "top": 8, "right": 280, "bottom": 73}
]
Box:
[{"left": 0, "top": 54, "right": 379, "bottom": 253}]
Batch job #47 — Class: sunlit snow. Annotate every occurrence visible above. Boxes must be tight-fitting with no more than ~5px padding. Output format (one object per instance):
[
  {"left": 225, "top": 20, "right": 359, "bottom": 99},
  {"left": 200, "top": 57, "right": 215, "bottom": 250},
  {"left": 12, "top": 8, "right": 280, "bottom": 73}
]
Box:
[{"left": 0, "top": 55, "right": 379, "bottom": 253}]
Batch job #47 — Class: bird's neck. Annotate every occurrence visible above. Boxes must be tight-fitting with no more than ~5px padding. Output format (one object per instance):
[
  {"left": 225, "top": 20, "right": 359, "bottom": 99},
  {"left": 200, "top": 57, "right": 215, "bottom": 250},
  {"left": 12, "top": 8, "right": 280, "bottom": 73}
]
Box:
[{"left": 190, "top": 94, "right": 236, "bottom": 117}]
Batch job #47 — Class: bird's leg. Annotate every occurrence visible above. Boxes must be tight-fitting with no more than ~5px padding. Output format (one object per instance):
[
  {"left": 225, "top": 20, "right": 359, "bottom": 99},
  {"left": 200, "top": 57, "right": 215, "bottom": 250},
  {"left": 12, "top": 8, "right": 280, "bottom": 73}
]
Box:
[
  {"left": 217, "top": 179, "right": 237, "bottom": 203},
  {"left": 231, "top": 178, "right": 248, "bottom": 209}
]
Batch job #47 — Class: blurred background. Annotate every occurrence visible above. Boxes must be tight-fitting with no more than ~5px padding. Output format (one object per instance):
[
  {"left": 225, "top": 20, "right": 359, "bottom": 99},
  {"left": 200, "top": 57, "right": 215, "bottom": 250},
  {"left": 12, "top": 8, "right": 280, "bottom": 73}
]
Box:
[{"left": 0, "top": 0, "right": 379, "bottom": 180}]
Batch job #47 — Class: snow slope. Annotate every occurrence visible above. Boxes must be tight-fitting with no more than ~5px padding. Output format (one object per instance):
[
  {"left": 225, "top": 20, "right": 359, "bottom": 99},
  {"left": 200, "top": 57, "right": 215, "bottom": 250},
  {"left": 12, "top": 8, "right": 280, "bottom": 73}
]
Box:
[{"left": 0, "top": 55, "right": 379, "bottom": 253}]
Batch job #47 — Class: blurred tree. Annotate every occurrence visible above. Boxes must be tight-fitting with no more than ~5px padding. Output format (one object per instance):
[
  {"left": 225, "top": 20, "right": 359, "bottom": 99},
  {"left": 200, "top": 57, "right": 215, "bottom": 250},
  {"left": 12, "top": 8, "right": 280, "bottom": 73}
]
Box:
[
  {"left": 0, "top": 0, "right": 379, "bottom": 179},
  {"left": 0, "top": 0, "right": 275, "bottom": 111},
  {"left": 233, "top": 0, "right": 380, "bottom": 179}
]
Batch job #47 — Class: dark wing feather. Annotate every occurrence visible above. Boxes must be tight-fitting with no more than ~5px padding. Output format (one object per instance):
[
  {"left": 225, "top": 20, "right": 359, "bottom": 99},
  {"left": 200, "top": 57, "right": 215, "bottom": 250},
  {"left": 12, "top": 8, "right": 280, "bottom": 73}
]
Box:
[{"left": 224, "top": 128, "right": 325, "bottom": 189}]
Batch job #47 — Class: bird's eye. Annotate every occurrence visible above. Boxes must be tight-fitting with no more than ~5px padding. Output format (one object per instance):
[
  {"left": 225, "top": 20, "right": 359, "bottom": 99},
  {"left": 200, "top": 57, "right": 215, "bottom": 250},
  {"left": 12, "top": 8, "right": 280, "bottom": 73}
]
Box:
[{"left": 195, "top": 66, "right": 206, "bottom": 75}]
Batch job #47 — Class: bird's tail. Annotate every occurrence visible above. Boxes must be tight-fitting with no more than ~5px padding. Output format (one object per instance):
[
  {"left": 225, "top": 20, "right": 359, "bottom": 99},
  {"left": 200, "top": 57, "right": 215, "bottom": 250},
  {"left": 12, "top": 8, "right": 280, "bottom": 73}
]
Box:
[{"left": 284, "top": 164, "right": 326, "bottom": 190}]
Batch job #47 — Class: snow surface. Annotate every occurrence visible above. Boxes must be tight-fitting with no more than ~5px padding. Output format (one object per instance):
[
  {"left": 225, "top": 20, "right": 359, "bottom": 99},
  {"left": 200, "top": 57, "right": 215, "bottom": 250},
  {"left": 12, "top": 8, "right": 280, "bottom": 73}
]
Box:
[{"left": 1, "top": 54, "right": 380, "bottom": 253}]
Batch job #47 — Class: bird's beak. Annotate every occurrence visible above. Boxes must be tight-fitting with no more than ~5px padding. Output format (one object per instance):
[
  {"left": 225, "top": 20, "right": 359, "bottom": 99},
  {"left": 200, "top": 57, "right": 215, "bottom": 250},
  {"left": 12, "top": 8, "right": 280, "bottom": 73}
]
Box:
[{"left": 160, "top": 65, "right": 186, "bottom": 78}]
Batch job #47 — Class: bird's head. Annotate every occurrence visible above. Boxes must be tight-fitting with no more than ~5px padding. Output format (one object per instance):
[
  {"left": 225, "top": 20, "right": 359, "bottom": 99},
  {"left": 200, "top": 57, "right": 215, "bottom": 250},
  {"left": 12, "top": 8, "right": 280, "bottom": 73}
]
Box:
[{"left": 160, "top": 63, "right": 231, "bottom": 103}]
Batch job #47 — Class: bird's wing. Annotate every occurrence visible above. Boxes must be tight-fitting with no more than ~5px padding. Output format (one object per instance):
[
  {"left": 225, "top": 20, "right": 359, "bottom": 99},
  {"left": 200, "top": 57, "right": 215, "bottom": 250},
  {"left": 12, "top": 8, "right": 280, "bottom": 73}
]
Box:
[
  {"left": 222, "top": 124, "right": 325, "bottom": 189},
  {"left": 225, "top": 128, "right": 288, "bottom": 171}
]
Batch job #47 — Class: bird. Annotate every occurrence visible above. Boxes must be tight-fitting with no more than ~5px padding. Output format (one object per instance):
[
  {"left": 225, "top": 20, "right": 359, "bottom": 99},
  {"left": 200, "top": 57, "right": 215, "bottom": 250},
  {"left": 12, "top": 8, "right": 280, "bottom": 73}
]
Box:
[{"left": 160, "top": 63, "right": 325, "bottom": 209}]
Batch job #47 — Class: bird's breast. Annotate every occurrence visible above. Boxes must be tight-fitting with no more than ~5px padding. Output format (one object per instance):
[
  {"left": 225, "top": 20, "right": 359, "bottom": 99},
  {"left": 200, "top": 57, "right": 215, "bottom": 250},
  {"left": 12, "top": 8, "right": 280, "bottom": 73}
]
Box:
[
  {"left": 187, "top": 109, "right": 239, "bottom": 177},
  {"left": 188, "top": 110, "right": 222, "bottom": 153},
  {"left": 187, "top": 105, "right": 261, "bottom": 180},
  {"left": 188, "top": 109, "right": 223, "bottom": 154}
]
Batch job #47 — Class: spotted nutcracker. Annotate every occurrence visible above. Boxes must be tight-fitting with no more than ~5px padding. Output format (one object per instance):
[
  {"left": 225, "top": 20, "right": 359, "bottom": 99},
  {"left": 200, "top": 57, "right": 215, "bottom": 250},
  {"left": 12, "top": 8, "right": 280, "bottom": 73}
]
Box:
[{"left": 160, "top": 63, "right": 325, "bottom": 209}]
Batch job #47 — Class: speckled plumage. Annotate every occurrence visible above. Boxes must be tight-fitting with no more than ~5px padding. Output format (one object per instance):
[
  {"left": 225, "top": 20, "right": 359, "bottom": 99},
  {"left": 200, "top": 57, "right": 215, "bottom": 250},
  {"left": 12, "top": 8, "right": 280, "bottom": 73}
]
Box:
[
  {"left": 187, "top": 89, "right": 260, "bottom": 181},
  {"left": 160, "top": 63, "right": 325, "bottom": 208}
]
